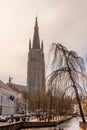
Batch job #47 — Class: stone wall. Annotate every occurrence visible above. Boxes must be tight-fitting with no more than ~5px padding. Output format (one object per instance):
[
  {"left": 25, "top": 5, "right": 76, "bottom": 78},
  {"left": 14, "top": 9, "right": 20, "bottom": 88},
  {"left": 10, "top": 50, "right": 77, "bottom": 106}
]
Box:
[
  {"left": 0, "top": 122, "right": 23, "bottom": 130},
  {"left": 0, "top": 116, "right": 75, "bottom": 130}
]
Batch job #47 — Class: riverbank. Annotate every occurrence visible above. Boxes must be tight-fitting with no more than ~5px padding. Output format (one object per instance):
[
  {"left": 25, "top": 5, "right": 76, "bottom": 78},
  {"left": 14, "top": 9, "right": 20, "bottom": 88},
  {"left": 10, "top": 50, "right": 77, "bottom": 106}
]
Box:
[
  {"left": 0, "top": 116, "right": 76, "bottom": 130},
  {"left": 22, "top": 117, "right": 82, "bottom": 130},
  {"left": 23, "top": 116, "right": 75, "bottom": 128}
]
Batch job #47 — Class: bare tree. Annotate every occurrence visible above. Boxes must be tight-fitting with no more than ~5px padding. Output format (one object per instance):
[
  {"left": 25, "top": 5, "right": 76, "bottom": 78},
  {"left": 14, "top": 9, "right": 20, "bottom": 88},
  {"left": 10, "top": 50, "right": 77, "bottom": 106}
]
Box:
[
  {"left": 28, "top": 89, "right": 47, "bottom": 115},
  {"left": 47, "top": 43, "right": 87, "bottom": 123}
]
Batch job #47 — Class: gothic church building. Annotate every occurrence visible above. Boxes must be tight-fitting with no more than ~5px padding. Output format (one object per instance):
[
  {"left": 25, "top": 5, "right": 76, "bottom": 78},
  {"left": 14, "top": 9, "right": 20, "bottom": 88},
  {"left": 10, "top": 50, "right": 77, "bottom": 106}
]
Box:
[{"left": 27, "top": 17, "right": 45, "bottom": 94}]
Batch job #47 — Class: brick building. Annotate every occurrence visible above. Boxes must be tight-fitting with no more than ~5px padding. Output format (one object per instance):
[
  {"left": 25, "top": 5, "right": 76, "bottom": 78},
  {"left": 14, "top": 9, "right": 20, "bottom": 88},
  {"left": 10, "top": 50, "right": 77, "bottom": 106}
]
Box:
[{"left": 27, "top": 17, "right": 45, "bottom": 94}]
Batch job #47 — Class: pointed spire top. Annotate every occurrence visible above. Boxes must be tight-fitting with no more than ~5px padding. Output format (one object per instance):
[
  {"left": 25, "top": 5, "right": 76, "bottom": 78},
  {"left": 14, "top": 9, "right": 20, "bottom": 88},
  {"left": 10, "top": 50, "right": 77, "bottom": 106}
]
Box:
[
  {"left": 35, "top": 17, "right": 38, "bottom": 28},
  {"left": 33, "top": 17, "right": 40, "bottom": 49}
]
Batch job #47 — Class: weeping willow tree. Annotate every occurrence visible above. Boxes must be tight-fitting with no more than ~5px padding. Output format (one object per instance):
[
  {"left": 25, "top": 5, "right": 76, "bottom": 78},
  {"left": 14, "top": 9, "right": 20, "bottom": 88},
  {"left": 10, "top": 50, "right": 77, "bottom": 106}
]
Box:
[{"left": 47, "top": 43, "right": 87, "bottom": 123}]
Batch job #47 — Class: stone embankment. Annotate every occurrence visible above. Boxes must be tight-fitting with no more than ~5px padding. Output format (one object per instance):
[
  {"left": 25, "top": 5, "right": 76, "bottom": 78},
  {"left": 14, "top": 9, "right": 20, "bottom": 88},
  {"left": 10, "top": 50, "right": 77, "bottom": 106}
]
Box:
[
  {"left": 23, "top": 117, "right": 73, "bottom": 128},
  {"left": 0, "top": 122, "right": 23, "bottom": 130},
  {"left": 0, "top": 116, "right": 75, "bottom": 130}
]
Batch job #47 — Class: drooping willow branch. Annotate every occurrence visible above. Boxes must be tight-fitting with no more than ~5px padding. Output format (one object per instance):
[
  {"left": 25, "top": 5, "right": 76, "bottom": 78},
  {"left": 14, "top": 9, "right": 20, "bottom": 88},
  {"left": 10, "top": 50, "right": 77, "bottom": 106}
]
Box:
[{"left": 47, "top": 43, "right": 87, "bottom": 123}]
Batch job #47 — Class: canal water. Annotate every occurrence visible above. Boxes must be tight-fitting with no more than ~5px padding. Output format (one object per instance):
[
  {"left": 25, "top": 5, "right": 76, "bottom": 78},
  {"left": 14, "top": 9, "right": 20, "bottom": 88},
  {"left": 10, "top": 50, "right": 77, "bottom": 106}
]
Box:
[{"left": 20, "top": 117, "right": 81, "bottom": 130}]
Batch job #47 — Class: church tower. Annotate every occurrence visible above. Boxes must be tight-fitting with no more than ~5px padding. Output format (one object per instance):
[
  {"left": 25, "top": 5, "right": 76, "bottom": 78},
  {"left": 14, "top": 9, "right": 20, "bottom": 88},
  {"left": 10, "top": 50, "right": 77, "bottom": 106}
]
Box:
[{"left": 27, "top": 17, "right": 45, "bottom": 94}]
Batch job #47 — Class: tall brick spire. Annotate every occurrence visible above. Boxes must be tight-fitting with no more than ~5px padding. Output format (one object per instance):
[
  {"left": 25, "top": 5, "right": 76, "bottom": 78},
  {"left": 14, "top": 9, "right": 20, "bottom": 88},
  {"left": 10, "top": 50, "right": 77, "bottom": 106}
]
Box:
[
  {"left": 32, "top": 17, "right": 40, "bottom": 49},
  {"left": 27, "top": 18, "right": 45, "bottom": 95}
]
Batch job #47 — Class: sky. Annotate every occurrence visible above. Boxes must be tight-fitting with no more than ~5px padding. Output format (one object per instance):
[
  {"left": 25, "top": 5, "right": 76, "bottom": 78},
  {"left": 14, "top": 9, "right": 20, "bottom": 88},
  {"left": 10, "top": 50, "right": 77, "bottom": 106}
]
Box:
[{"left": 0, "top": 0, "right": 87, "bottom": 85}]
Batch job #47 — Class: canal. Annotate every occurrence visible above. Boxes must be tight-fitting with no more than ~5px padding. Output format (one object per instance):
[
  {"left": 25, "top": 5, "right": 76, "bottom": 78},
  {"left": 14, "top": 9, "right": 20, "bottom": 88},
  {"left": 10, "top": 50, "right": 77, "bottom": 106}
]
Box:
[{"left": 20, "top": 117, "right": 81, "bottom": 130}]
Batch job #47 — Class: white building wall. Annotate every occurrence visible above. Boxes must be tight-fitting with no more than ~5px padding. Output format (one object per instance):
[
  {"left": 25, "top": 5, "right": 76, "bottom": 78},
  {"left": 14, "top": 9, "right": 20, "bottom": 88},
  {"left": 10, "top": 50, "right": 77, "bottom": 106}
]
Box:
[
  {"left": 2, "top": 106, "right": 14, "bottom": 115},
  {"left": 0, "top": 88, "right": 16, "bottom": 115}
]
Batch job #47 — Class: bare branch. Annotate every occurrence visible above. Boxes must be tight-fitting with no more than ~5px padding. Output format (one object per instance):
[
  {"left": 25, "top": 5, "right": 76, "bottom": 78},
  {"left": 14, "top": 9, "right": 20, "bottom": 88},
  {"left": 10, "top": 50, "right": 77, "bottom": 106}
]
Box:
[{"left": 47, "top": 42, "right": 87, "bottom": 123}]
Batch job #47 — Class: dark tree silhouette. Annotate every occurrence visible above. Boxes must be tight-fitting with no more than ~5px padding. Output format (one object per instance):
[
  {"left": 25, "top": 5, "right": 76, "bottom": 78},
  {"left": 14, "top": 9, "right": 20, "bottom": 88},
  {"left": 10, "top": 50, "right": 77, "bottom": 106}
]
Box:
[{"left": 47, "top": 43, "right": 87, "bottom": 123}]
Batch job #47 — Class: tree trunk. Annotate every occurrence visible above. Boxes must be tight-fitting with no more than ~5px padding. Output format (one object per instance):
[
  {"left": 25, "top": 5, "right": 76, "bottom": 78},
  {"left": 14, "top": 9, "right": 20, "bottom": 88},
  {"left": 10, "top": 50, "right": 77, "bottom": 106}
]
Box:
[
  {"left": 74, "top": 86, "right": 86, "bottom": 123},
  {"left": 68, "top": 69, "right": 86, "bottom": 123}
]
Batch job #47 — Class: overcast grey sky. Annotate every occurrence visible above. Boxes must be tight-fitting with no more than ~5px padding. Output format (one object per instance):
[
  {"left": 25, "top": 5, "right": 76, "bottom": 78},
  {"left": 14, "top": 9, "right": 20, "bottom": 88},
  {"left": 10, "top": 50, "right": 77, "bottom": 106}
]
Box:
[{"left": 0, "top": 0, "right": 87, "bottom": 85}]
